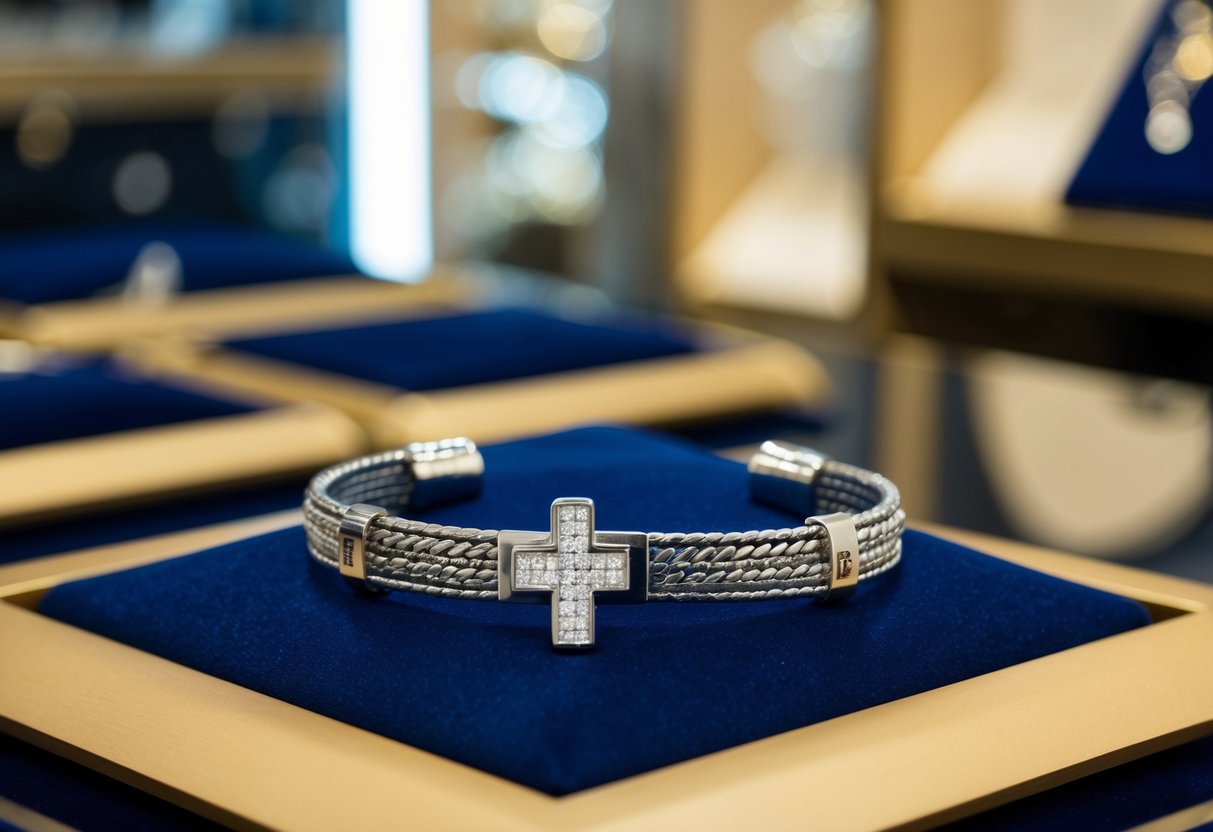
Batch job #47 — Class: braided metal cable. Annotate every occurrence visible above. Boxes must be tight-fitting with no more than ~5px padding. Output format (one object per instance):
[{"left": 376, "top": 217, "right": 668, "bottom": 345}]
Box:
[{"left": 304, "top": 446, "right": 903, "bottom": 601}]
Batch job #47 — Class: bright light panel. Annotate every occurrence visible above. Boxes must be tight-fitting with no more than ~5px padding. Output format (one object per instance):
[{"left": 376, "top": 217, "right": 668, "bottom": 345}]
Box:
[{"left": 348, "top": 0, "right": 433, "bottom": 282}]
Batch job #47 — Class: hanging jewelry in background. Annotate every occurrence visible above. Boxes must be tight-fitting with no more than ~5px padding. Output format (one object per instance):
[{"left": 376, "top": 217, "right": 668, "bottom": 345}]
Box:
[{"left": 1143, "top": 0, "right": 1212, "bottom": 154}]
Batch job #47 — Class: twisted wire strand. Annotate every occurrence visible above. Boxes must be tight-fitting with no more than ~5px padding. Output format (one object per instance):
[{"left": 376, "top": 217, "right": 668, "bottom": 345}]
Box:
[{"left": 304, "top": 450, "right": 903, "bottom": 600}]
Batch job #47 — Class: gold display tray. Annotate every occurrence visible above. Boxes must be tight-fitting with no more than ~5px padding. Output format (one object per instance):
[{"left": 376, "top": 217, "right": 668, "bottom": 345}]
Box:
[
  {"left": 9, "top": 269, "right": 473, "bottom": 352},
  {"left": 0, "top": 519, "right": 1210, "bottom": 831},
  {"left": 0, "top": 403, "right": 365, "bottom": 527},
  {"left": 127, "top": 316, "right": 831, "bottom": 447}
]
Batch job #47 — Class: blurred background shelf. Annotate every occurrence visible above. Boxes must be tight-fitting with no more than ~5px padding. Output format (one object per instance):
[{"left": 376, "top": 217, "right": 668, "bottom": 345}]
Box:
[
  {"left": 875, "top": 0, "right": 1213, "bottom": 381},
  {"left": 0, "top": 37, "right": 336, "bottom": 124},
  {"left": 671, "top": 0, "right": 872, "bottom": 327}
]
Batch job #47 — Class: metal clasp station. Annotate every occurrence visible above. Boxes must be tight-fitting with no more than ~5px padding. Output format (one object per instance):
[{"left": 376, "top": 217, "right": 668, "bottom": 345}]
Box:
[
  {"left": 499, "top": 498, "right": 648, "bottom": 650},
  {"left": 338, "top": 503, "right": 388, "bottom": 593},
  {"left": 748, "top": 440, "right": 829, "bottom": 515},
  {"left": 806, "top": 512, "right": 860, "bottom": 601},
  {"left": 403, "top": 437, "right": 484, "bottom": 509}
]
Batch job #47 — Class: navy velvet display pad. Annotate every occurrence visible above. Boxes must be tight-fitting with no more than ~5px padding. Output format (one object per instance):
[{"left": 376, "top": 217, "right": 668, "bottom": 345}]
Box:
[
  {"left": 1067, "top": 2, "right": 1213, "bottom": 217},
  {"left": 0, "top": 221, "right": 357, "bottom": 305},
  {"left": 944, "top": 734, "right": 1213, "bottom": 831},
  {"left": 671, "top": 410, "right": 826, "bottom": 448},
  {"left": 0, "top": 734, "right": 218, "bottom": 832},
  {"left": 0, "top": 480, "right": 305, "bottom": 565},
  {"left": 0, "top": 360, "right": 252, "bottom": 451},
  {"left": 224, "top": 308, "right": 696, "bottom": 390},
  {"left": 39, "top": 427, "right": 1150, "bottom": 796}
]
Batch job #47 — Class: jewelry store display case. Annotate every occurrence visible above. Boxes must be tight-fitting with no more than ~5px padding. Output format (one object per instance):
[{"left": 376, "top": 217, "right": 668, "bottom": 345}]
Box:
[
  {"left": 3, "top": 2, "right": 1213, "bottom": 828},
  {"left": 0, "top": 428, "right": 1210, "bottom": 831},
  {"left": 874, "top": 0, "right": 1213, "bottom": 381}
]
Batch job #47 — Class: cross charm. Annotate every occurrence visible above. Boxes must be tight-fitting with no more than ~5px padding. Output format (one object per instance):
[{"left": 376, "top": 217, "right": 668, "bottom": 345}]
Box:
[{"left": 498, "top": 498, "right": 648, "bottom": 649}]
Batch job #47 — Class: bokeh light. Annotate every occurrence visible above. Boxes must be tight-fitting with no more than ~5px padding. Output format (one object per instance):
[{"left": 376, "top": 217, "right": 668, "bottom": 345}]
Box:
[
  {"left": 1174, "top": 32, "right": 1213, "bottom": 82},
  {"left": 16, "top": 92, "right": 76, "bottom": 170},
  {"left": 479, "top": 52, "right": 567, "bottom": 124},
  {"left": 212, "top": 89, "right": 271, "bottom": 160},
  {"left": 537, "top": 3, "right": 608, "bottom": 62},
  {"left": 440, "top": 0, "right": 613, "bottom": 254},
  {"left": 112, "top": 152, "right": 173, "bottom": 215},
  {"left": 263, "top": 144, "right": 337, "bottom": 233},
  {"left": 1146, "top": 100, "right": 1194, "bottom": 154},
  {"left": 1142, "top": 0, "right": 1211, "bottom": 155}
]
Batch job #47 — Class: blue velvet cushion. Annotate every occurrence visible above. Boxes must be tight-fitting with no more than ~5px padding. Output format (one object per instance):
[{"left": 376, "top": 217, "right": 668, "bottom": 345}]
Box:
[
  {"left": 0, "top": 360, "right": 253, "bottom": 452},
  {"left": 0, "top": 481, "right": 305, "bottom": 565},
  {"left": 39, "top": 427, "right": 1150, "bottom": 796},
  {"left": 224, "top": 308, "right": 697, "bottom": 390},
  {"left": 1066, "top": 1, "right": 1213, "bottom": 217},
  {"left": 0, "top": 221, "right": 357, "bottom": 305}
]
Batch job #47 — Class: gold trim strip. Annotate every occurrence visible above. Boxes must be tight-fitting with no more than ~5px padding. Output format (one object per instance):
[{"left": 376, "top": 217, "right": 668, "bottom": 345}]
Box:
[
  {"left": 0, "top": 796, "right": 81, "bottom": 832},
  {"left": 0, "top": 405, "right": 364, "bottom": 524},
  {"left": 19, "top": 272, "right": 470, "bottom": 351},
  {"left": 1125, "top": 798, "right": 1213, "bottom": 832}
]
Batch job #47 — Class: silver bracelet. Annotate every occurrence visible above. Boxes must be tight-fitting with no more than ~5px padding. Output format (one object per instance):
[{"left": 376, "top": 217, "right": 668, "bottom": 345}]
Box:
[{"left": 304, "top": 438, "right": 904, "bottom": 650}]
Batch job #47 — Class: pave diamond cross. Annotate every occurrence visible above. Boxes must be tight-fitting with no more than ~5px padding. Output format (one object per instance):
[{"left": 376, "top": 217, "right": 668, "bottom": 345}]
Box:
[{"left": 499, "top": 498, "right": 644, "bottom": 649}]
